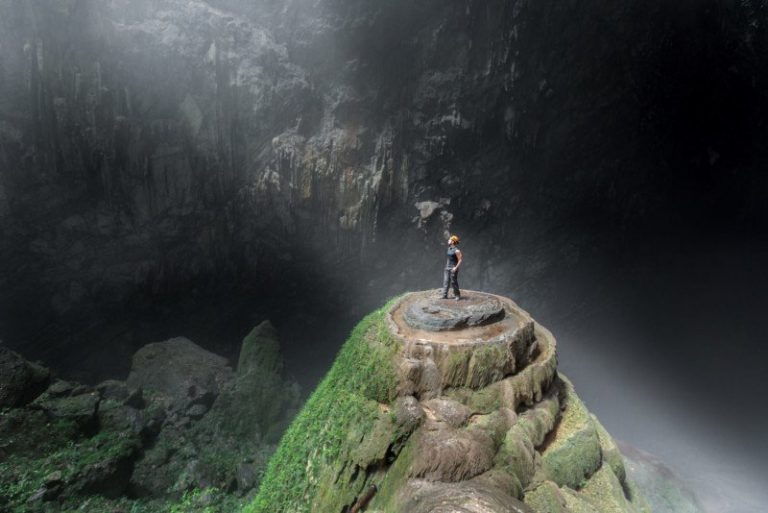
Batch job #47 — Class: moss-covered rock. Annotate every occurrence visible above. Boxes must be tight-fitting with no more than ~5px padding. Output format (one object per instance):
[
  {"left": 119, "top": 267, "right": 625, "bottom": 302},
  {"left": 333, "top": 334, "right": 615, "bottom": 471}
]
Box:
[
  {"left": 0, "top": 345, "right": 50, "bottom": 408},
  {"left": 578, "top": 464, "right": 637, "bottom": 513},
  {"left": 524, "top": 481, "right": 570, "bottom": 513},
  {"left": 246, "top": 291, "right": 651, "bottom": 513},
  {"left": 0, "top": 428, "right": 141, "bottom": 511},
  {"left": 622, "top": 444, "right": 701, "bottom": 513},
  {"left": 32, "top": 390, "right": 100, "bottom": 433},
  {"left": 539, "top": 378, "right": 602, "bottom": 490},
  {"left": 592, "top": 414, "right": 627, "bottom": 485},
  {"left": 245, "top": 298, "right": 402, "bottom": 513},
  {"left": 238, "top": 320, "right": 283, "bottom": 374}
]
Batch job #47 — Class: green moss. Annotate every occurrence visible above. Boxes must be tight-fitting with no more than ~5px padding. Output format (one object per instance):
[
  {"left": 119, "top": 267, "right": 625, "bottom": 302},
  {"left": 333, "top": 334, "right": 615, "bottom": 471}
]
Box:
[
  {"left": 244, "top": 296, "right": 403, "bottom": 513},
  {"left": 577, "top": 463, "right": 634, "bottom": 513},
  {"left": 350, "top": 410, "right": 399, "bottom": 466},
  {"left": 561, "top": 488, "right": 602, "bottom": 513},
  {"left": 441, "top": 350, "right": 470, "bottom": 387},
  {"left": 168, "top": 487, "right": 244, "bottom": 513},
  {"left": 524, "top": 481, "right": 569, "bottom": 513},
  {"left": 238, "top": 321, "right": 283, "bottom": 374},
  {"left": 367, "top": 435, "right": 417, "bottom": 513},
  {"left": 469, "top": 410, "right": 510, "bottom": 448},
  {"left": 496, "top": 425, "right": 537, "bottom": 489},
  {"left": 540, "top": 378, "right": 602, "bottom": 490},
  {"left": 516, "top": 395, "right": 559, "bottom": 448},
  {"left": 591, "top": 414, "right": 627, "bottom": 485},
  {"left": 0, "top": 429, "right": 140, "bottom": 512},
  {"left": 445, "top": 383, "right": 501, "bottom": 414},
  {"left": 0, "top": 408, "right": 79, "bottom": 457},
  {"left": 622, "top": 473, "right": 653, "bottom": 513},
  {"left": 466, "top": 343, "right": 506, "bottom": 388}
]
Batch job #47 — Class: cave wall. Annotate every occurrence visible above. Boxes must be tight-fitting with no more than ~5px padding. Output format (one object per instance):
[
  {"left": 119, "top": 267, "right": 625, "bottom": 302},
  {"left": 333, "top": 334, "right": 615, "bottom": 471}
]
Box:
[{"left": 2, "top": 0, "right": 767, "bottom": 376}]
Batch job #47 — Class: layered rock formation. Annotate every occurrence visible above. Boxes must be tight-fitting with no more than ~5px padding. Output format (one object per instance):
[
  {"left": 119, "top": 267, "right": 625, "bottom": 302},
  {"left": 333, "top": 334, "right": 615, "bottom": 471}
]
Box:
[
  {"left": 3, "top": 0, "right": 767, "bottom": 384},
  {"left": 247, "top": 291, "right": 655, "bottom": 513}
]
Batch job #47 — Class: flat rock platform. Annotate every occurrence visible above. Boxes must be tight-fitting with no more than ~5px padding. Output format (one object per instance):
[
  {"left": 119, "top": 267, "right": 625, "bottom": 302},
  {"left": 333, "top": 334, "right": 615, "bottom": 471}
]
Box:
[
  {"left": 402, "top": 292, "right": 505, "bottom": 331},
  {"left": 387, "top": 290, "right": 548, "bottom": 394},
  {"left": 388, "top": 290, "right": 527, "bottom": 347}
]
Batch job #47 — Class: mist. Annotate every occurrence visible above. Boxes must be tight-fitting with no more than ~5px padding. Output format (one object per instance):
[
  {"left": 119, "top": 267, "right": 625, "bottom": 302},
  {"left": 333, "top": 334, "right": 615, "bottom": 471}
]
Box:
[{"left": 2, "top": 1, "right": 767, "bottom": 511}]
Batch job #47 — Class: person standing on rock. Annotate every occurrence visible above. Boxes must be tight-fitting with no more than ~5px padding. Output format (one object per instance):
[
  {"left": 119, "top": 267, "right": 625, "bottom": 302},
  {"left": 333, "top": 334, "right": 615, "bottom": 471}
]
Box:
[{"left": 441, "top": 235, "right": 462, "bottom": 300}]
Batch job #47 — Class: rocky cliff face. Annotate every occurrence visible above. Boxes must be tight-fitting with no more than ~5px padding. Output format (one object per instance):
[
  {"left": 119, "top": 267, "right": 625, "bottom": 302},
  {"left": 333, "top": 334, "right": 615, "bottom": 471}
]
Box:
[
  {"left": 3, "top": 0, "right": 767, "bottom": 381},
  {"left": 247, "top": 291, "right": 694, "bottom": 513}
]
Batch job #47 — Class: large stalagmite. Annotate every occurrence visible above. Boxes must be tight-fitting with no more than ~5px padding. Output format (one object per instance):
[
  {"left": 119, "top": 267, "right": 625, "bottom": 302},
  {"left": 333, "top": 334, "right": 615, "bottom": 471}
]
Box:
[{"left": 247, "top": 291, "right": 650, "bottom": 513}]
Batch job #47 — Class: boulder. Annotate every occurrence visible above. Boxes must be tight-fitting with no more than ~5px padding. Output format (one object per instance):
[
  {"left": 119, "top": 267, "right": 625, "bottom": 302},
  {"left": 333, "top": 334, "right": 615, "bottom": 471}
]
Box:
[
  {"left": 126, "top": 337, "right": 234, "bottom": 412},
  {"left": 96, "top": 400, "right": 149, "bottom": 435},
  {"left": 32, "top": 391, "right": 100, "bottom": 433},
  {"left": 0, "top": 345, "right": 50, "bottom": 407},
  {"left": 69, "top": 437, "right": 141, "bottom": 499},
  {"left": 95, "top": 380, "right": 145, "bottom": 407},
  {"left": 238, "top": 320, "right": 282, "bottom": 374},
  {"left": 47, "top": 380, "right": 76, "bottom": 398},
  {"left": 423, "top": 397, "right": 472, "bottom": 428}
]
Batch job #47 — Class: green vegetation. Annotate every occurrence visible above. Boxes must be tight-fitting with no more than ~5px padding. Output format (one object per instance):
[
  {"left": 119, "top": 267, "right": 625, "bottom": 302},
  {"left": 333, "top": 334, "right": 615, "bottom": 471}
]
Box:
[
  {"left": 524, "top": 481, "right": 570, "bottom": 513},
  {"left": 168, "top": 487, "right": 245, "bottom": 513},
  {"left": 244, "top": 296, "right": 403, "bottom": 513},
  {"left": 540, "top": 378, "right": 602, "bottom": 490},
  {"left": 466, "top": 343, "right": 506, "bottom": 388},
  {"left": 441, "top": 350, "right": 470, "bottom": 387},
  {"left": 0, "top": 408, "right": 79, "bottom": 456},
  {"left": 445, "top": 382, "right": 501, "bottom": 414},
  {"left": 0, "top": 429, "right": 139, "bottom": 513},
  {"left": 0, "top": 296, "right": 654, "bottom": 513},
  {"left": 366, "top": 435, "right": 418, "bottom": 512}
]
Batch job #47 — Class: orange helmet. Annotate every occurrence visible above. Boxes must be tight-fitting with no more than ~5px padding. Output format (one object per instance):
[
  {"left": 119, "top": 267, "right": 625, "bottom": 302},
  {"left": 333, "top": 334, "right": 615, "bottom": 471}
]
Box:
[{"left": 449, "top": 235, "right": 460, "bottom": 244}]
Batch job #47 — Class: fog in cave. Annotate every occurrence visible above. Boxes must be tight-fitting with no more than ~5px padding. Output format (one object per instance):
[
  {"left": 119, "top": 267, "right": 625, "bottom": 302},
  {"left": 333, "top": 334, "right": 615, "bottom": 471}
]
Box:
[{"left": 1, "top": 1, "right": 767, "bottom": 511}]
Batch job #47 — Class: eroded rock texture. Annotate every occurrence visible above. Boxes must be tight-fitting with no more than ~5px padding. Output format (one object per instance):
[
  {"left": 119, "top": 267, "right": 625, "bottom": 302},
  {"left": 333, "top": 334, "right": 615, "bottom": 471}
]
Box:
[{"left": 248, "top": 291, "right": 669, "bottom": 513}]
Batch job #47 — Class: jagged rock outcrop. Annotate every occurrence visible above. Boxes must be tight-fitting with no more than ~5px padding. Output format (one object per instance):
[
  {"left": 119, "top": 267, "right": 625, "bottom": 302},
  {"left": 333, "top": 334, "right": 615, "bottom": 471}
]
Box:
[
  {"left": 127, "top": 336, "right": 234, "bottom": 416},
  {"left": 0, "top": 344, "right": 51, "bottom": 407},
  {"left": 247, "top": 291, "right": 656, "bottom": 513},
  {"left": 0, "top": 322, "right": 300, "bottom": 512},
  {"left": 4, "top": 0, "right": 766, "bottom": 387}
]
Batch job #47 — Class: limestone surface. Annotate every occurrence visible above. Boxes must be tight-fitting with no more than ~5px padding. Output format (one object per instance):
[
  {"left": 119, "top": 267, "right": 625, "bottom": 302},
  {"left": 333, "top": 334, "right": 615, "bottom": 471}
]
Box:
[
  {"left": 248, "top": 291, "right": 662, "bottom": 513},
  {"left": 403, "top": 291, "right": 506, "bottom": 331}
]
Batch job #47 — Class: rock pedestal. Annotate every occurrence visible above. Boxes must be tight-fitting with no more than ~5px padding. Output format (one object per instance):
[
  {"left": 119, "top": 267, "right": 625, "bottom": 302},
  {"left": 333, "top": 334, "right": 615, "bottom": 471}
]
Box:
[
  {"left": 249, "top": 290, "right": 656, "bottom": 513},
  {"left": 388, "top": 290, "right": 553, "bottom": 397},
  {"left": 402, "top": 293, "right": 506, "bottom": 331}
]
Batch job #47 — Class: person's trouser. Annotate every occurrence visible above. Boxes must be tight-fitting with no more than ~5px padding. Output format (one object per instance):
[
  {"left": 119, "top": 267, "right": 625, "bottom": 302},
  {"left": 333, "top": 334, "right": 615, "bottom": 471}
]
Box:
[{"left": 442, "top": 268, "right": 460, "bottom": 298}]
